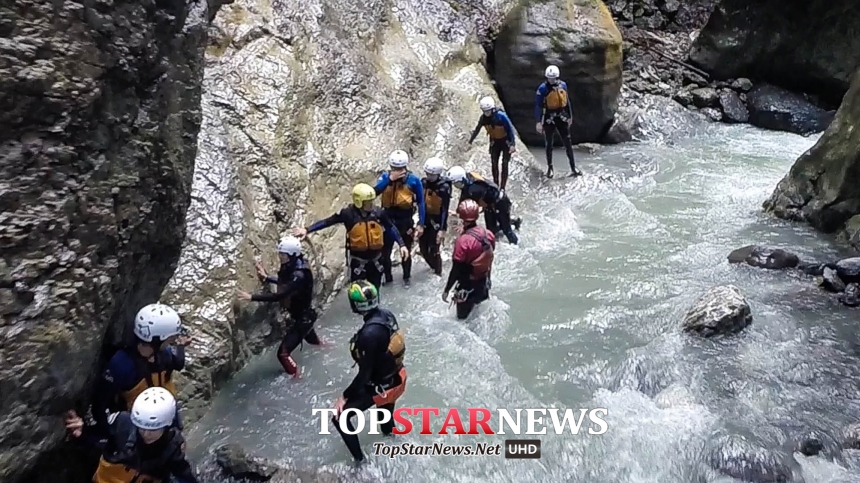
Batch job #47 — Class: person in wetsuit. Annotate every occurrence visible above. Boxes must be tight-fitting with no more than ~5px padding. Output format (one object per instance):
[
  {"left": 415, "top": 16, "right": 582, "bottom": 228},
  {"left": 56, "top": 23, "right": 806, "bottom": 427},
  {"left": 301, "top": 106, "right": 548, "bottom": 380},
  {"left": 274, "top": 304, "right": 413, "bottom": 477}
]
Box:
[
  {"left": 418, "top": 156, "right": 451, "bottom": 276},
  {"left": 332, "top": 280, "right": 407, "bottom": 463},
  {"left": 443, "top": 200, "right": 496, "bottom": 319},
  {"left": 292, "top": 183, "right": 408, "bottom": 302},
  {"left": 445, "top": 165, "right": 521, "bottom": 245},
  {"left": 80, "top": 303, "right": 190, "bottom": 442},
  {"left": 373, "top": 150, "right": 426, "bottom": 287},
  {"left": 66, "top": 387, "right": 199, "bottom": 483},
  {"left": 535, "top": 64, "right": 582, "bottom": 179},
  {"left": 468, "top": 96, "right": 516, "bottom": 191},
  {"left": 236, "top": 236, "right": 325, "bottom": 379}
]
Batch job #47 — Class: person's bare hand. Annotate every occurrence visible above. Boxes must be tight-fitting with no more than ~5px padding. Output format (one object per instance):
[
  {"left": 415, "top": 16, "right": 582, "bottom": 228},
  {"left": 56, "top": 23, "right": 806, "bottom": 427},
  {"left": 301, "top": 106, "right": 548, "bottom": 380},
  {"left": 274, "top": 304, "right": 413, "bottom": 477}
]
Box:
[
  {"left": 236, "top": 289, "right": 252, "bottom": 301},
  {"left": 65, "top": 410, "right": 83, "bottom": 438},
  {"left": 255, "top": 261, "right": 267, "bottom": 281}
]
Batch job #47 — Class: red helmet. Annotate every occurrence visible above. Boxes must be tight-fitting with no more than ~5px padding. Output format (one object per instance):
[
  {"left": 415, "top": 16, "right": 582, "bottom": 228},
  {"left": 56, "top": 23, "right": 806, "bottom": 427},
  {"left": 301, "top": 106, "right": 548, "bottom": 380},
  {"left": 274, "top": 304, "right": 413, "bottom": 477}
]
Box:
[{"left": 457, "top": 199, "right": 480, "bottom": 222}]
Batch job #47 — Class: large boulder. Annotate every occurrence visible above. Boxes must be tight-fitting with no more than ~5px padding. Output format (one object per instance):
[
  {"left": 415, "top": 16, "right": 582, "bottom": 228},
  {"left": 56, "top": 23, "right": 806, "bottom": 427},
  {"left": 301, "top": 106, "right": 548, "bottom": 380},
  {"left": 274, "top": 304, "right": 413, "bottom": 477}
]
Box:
[
  {"left": 160, "top": 0, "right": 538, "bottom": 425},
  {"left": 689, "top": 0, "right": 860, "bottom": 107},
  {"left": 835, "top": 257, "right": 860, "bottom": 284},
  {"left": 727, "top": 245, "right": 800, "bottom": 270},
  {"left": 492, "top": 0, "right": 623, "bottom": 145},
  {"left": 0, "top": 1, "right": 212, "bottom": 481},
  {"left": 682, "top": 285, "right": 752, "bottom": 337},
  {"left": 213, "top": 444, "right": 342, "bottom": 482},
  {"left": 763, "top": 71, "right": 860, "bottom": 235},
  {"left": 746, "top": 84, "right": 835, "bottom": 135}
]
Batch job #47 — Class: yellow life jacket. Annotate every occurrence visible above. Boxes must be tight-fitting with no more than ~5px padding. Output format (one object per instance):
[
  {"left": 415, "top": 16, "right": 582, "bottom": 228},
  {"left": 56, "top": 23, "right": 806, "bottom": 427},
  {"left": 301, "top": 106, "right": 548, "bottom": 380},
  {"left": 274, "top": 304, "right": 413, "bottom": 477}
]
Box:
[
  {"left": 466, "top": 172, "right": 489, "bottom": 208},
  {"left": 93, "top": 457, "right": 161, "bottom": 483},
  {"left": 484, "top": 124, "right": 507, "bottom": 140},
  {"left": 120, "top": 365, "right": 178, "bottom": 410},
  {"left": 544, "top": 86, "right": 568, "bottom": 110},
  {"left": 425, "top": 186, "right": 443, "bottom": 216},
  {"left": 381, "top": 174, "right": 414, "bottom": 210},
  {"left": 346, "top": 209, "right": 385, "bottom": 252}
]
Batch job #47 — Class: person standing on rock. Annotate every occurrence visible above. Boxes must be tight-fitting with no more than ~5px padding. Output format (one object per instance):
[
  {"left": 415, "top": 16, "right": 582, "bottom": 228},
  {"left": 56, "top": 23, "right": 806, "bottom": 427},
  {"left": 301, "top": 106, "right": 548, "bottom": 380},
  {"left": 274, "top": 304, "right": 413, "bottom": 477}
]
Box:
[
  {"left": 373, "top": 150, "right": 426, "bottom": 288},
  {"left": 292, "top": 183, "right": 408, "bottom": 305},
  {"left": 332, "top": 280, "right": 407, "bottom": 463},
  {"left": 66, "top": 387, "right": 199, "bottom": 483},
  {"left": 442, "top": 200, "right": 496, "bottom": 319},
  {"left": 535, "top": 65, "right": 582, "bottom": 179},
  {"left": 445, "top": 165, "right": 521, "bottom": 245},
  {"left": 85, "top": 303, "right": 191, "bottom": 441},
  {"left": 236, "top": 236, "right": 327, "bottom": 379},
  {"left": 468, "top": 96, "right": 516, "bottom": 191},
  {"left": 418, "top": 156, "right": 452, "bottom": 276}
]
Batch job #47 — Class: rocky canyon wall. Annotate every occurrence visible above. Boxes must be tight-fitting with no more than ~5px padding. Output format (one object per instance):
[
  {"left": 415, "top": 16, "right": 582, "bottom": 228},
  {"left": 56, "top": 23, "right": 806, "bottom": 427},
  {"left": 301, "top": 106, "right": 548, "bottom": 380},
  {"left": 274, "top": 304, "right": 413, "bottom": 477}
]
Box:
[
  {"left": 0, "top": 0, "right": 213, "bottom": 481},
  {"left": 160, "top": 0, "right": 544, "bottom": 425}
]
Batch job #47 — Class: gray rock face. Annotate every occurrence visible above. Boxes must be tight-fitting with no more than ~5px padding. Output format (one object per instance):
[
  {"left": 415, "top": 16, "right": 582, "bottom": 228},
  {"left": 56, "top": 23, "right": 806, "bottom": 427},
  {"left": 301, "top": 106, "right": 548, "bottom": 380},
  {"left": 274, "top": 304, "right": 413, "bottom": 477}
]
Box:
[
  {"left": 682, "top": 285, "right": 752, "bottom": 337},
  {"left": 746, "top": 84, "right": 835, "bottom": 135},
  {"left": 0, "top": 0, "right": 212, "bottom": 481},
  {"left": 727, "top": 245, "right": 800, "bottom": 270},
  {"left": 691, "top": 87, "right": 719, "bottom": 108},
  {"left": 719, "top": 90, "right": 749, "bottom": 123},
  {"left": 764, "top": 71, "right": 860, "bottom": 235},
  {"left": 835, "top": 257, "right": 860, "bottom": 284},
  {"left": 493, "top": 0, "right": 623, "bottom": 145},
  {"left": 820, "top": 267, "right": 846, "bottom": 293},
  {"left": 837, "top": 215, "right": 860, "bottom": 251},
  {"left": 161, "top": 0, "right": 537, "bottom": 425},
  {"left": 689, "top": 0, "right": 860, "bottom": 107},
  {"left": 839, "top": 283, "right": 860, "bottom": 307},
  {"left": 604, "top": 89, "right": 704, "bottom": 143}
]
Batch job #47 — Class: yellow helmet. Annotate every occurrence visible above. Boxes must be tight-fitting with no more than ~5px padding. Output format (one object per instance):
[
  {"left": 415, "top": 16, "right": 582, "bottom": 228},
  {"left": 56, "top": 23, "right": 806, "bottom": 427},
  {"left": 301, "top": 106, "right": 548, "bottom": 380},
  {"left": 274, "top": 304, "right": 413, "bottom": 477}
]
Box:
[{"left": 352, "top": 183, "right": 376, "bottom": 208}]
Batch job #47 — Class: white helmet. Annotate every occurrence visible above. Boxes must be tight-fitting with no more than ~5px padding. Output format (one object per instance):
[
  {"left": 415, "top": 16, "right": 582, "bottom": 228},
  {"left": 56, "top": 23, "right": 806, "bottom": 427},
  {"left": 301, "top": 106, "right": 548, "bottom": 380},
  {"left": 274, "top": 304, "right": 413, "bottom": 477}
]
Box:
[
  {"left": 446, "top": 166, "right": 467, "bottom": 184},
  {"left": 423, "top": 157, "right": 445, "bottom": 175},
  {"left": 479, "top": 96, "right": 495, "bottom": 111},
  {"left": 133, "top": 303, "right": 181, "bottom": 343},
  {"left": 277, "top": 236, "right": 302, "bottom": 256},
  {"left": 131, "top": 387, "right": 176, "bottom": 430},
  {"left": 388, "top": 150, "right": 409, "bottom": 169},
  {"left": 545, "top": 65, "right": 560, "bottom": 79}
]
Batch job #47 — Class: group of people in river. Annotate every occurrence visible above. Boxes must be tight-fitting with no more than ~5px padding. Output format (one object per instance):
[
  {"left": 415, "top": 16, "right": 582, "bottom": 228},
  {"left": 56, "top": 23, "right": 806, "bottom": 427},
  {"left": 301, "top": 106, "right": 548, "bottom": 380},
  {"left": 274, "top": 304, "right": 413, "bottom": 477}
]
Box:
[{"left": 58, "top": 64, "right": 580, "bottom": 480}]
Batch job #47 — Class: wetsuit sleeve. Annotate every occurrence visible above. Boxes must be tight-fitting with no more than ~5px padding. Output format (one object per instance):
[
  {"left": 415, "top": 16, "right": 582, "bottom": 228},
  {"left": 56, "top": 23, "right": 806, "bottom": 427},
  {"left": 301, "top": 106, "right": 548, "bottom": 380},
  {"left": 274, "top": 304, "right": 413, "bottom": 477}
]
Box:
[
  {"left": 342, "top": 325, "right": 387, "bottom": 400},
  {"left": 468, "top": 116, "right": 485, "bottom": 144},
  {"left": 374, "top": 173, "right": 390, "bottom": 195},
  {"left": 534, "top": 84, "right": 546, "bottom": 121},
  {"left": 499, "top": 112, "right": 515, "bottom": 145},
  {"left": 409, "top": 174, "right": 426, "bottom": 226},
  {"left": 250, "top": 270, "right": 304, "bottom": 302},
  {"left": 92, "top": 355, "right": 138, "bottom": 432},
  {"left": 306, "top": 210, "right": 345, "bottom": 233},
  {"left": 444, "top": 261, "right": 471, "bottom": 293},
  {"left": 562, "top": 81, "right": 573, "bottom": 119},
  {"left": 379, "top": 211, "right": 405, "bottom": 246},
  {"left": 264, "top": 275, "right": 279, "bottom": 284},
  {"left": 167, "top": 435, "right": 200, "bottom": 483},
  {"left": 439, "top": 184, "right": 451, "bottom": 230},
  {"left": 165, "top": 346, "right": 185, "bottom": 371}
]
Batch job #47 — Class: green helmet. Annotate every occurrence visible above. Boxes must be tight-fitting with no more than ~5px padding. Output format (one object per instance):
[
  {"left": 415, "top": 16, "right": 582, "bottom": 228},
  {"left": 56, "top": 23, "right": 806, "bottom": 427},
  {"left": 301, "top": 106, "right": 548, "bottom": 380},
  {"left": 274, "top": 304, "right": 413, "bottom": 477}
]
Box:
[{"left": 348, "top": 280, "right": 378, "bottom": 312}]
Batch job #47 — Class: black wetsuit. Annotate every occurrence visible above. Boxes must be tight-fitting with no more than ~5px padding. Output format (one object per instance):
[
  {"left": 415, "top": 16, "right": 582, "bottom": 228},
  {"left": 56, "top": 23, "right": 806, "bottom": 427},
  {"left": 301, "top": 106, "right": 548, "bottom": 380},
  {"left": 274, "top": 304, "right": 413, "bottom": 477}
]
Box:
[
  {"left": 333, "top": 308, "right": 405, "bottom": 462},
  {"left": 93, "top": 412, "right": 198, "bottom": 483},
  {"left": 419, "top": 177, "right": 452, "bottom": 275},
  {"left": 468, "top": 109, "right": 516, "bottom": 190},
  {"left": 459, "top": 175, "right": 518, "bottom": 245},
  {"left": 251, "top": 257, "right": 319, "bottom": 375}
]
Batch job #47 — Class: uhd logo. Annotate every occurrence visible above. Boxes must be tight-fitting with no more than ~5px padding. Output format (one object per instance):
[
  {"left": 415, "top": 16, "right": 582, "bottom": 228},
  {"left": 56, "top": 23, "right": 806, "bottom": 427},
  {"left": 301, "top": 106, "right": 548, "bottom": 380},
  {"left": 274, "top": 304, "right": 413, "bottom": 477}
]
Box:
[{"left": 504, "top": 439, "right": 541, "bottom": 459}]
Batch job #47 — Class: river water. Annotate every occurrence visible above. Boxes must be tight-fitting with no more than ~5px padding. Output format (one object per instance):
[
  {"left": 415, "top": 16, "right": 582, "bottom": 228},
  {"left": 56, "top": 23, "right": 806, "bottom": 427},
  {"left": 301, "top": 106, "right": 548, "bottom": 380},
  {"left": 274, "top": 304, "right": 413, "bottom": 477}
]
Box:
[{"left": 186, "top": 121, "right": 860, "bottom": 482}]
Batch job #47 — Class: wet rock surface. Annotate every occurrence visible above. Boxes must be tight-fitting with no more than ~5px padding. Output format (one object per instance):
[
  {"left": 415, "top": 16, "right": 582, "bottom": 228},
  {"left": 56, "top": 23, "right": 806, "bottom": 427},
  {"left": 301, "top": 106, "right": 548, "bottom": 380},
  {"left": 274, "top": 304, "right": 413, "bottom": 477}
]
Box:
[
  {"left": 718, "top": 90, "right": 748, "bottom": 123},
  {"left": 835, "top": 258, "right": 860, "bottom": 285},
  {"left": 746, "top": 84, "right": 835, "bottom": 136},
  {"left": 764, "top": 71, "right": 860, "bottom": 237},
  {"left": 682, "top": 285, "right": 752, "bottom": 337},
  {"left": 707, "top": 435, "right": 801, "bottom": 483},
  {"left": 0, "top": 0, "right": 213, "bottom": 481},
  {"left": 839, "top": 284, "right": 860, "bottom": 308},
  {"left": 727, "top": 245, "right": 799, "bottom": 270},
  {"left": 604, "top": 87, "right": 706, "bottom": 143},
  {"left": 210, "top": 444, "right": 342, "bottom": 482},
  {"left": 162, "top": 0, "right": 538, "bottom": 425},
  {"left": 820, "top": 267, "right": 846, "bottom": 293},
  {"left": 492, "top": 0, "right": 623, "bottom": 145},
  {"left": 689, "top": 0, "right": 860, "bottom": 107}
]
